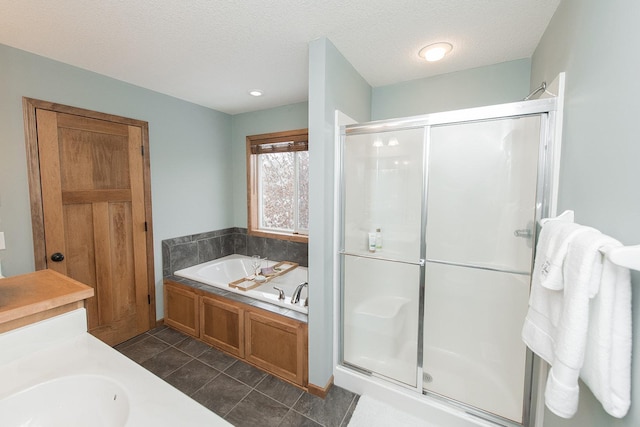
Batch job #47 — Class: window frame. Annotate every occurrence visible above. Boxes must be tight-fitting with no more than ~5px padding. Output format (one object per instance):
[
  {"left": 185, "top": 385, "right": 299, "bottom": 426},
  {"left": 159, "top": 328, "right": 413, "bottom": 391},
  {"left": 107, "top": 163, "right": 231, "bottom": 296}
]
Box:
[{"left": 246, "top": 129, "right": 309, "bottom": 243}]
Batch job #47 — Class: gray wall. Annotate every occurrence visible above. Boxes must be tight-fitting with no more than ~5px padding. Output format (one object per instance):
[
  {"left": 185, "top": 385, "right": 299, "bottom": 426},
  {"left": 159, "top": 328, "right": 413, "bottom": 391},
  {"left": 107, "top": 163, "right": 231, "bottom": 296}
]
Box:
[
  {"left": 531, "top": 1, "right": 640, "bottom": 426},
  {"left": 372, "top": 58, "right": 531, "bottom": 120},
  {"left": 0, "top": 43, "right": 232, "bottom": 317},
  {"left": 230, "top": 102, "right": 309, "bottom": 227},
  {"left": 308, "top": 37, "right": 372, "bottom": 387}
]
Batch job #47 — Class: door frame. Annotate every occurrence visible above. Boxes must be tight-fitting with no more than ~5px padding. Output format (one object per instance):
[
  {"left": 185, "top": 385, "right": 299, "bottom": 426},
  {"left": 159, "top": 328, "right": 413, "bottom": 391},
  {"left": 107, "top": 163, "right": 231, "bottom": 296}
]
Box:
[{"left": 22, "top": 97, "right": 157, "bottom": 325}]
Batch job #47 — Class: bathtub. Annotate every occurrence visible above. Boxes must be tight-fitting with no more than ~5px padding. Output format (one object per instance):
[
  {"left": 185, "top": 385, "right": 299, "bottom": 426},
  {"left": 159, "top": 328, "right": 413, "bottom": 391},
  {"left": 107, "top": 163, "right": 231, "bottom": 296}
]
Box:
[
  {"left": 174, "top": 254, "right": 308, "bottom": 314},
  {"left": 0, "top": 309, "right": 230, "bottom": 426}
]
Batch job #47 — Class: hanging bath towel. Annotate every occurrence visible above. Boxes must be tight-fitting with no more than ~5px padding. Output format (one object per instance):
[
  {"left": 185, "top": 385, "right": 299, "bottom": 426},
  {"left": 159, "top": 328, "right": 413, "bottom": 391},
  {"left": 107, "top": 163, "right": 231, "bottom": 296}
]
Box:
[
  {"left": 522, "top": 220, "right": 593, "bottom": 365},
  {"left": 580, "top": 238, "right": 632, "bottom": 418},
  {"left": 543, "top": 228, "right": 608, "bottom": 418}
]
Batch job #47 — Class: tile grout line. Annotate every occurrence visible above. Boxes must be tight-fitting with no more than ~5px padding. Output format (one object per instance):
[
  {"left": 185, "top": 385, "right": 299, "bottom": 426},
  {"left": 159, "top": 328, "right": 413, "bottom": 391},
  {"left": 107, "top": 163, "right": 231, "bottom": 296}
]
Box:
[
  {"left": 162, "top": 336, "right": 228, "bottom": 387},
  {"left": 287, "top": 407, "right": 325, "bottom": 426},
  {"left": 121, "top": 329, "right": 350, "bottom": 427},
  {"left": 221, "top": 384, "right": 254, "bottom": 420},
  {"left": 338, "top": 395, "right": 357, "bottom": 427},
  {"left": 284, "top": 391, "right": 327, "bottom": 426},
  {"left": 185, "top": 371, "right": 222, "bottom": 398}
]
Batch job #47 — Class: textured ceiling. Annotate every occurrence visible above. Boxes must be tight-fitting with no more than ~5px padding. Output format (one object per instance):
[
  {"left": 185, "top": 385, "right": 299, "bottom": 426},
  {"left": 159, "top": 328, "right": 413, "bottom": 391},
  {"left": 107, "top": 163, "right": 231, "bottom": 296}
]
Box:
[{"left": 0, "top": 0, "right": 560, "bottom": 114}]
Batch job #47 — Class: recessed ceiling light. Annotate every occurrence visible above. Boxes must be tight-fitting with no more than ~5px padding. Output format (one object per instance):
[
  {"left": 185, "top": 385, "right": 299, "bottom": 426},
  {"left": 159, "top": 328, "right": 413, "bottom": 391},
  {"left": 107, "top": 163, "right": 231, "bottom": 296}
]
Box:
[
  {"left": 418, "top": 42, "right": 453, "bottom": 62},
  {"left": 249, "top": 90, "right": 263, "bottom": 97}
]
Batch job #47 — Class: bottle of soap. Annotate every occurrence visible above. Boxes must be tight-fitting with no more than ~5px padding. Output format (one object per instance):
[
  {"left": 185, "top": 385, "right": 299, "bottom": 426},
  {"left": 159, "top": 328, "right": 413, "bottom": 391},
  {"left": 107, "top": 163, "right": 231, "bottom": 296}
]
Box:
[
  {"left": 375, "top": 228, "right": 382, "bottom": 250},
  {"left": 368, "top": 231, "right": 376, "bottom": 253}
]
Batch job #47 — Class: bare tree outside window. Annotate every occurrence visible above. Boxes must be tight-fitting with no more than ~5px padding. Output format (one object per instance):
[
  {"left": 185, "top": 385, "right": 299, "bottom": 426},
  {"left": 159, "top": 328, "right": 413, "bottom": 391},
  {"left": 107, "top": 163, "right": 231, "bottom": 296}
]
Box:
[
  {"left": 247, "top": 129, "right": 308, "bottom": 242},
  {"left": 260, "top": 152, "right": 294, "bottom": 230},
  {"left": 258, "top": 151, "right": 308, "bottom": 233},
  {"left": 297, "top": 151, "right": 309, "bottom": 230}
]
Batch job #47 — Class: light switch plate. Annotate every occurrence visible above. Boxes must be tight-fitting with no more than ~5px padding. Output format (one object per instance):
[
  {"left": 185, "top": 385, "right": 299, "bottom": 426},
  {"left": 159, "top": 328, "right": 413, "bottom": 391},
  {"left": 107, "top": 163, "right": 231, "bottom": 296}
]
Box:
[{"left": 0, "top": 232, "right": 5, "bottom": 250}]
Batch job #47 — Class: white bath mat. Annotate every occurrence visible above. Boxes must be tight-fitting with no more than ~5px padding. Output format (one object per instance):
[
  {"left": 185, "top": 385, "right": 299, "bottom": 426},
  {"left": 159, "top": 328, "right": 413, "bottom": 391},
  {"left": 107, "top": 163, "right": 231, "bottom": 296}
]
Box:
[{"left": 349, "top": 395, "right": 428, "bottom": 427}]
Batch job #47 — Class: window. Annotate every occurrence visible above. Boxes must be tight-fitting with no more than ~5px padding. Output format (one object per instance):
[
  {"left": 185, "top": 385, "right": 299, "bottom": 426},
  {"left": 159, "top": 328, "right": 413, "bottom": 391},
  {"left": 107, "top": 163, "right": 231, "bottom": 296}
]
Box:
[{"left": 247, "top": 129, "right": 309, "bottom": 242}]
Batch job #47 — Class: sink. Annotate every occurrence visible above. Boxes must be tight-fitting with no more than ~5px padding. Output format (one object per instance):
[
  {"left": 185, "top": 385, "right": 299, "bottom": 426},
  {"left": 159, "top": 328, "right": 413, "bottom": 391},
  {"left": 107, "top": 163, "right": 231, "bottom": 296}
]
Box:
[{"left": 0, "top": 374, "right": 130, "bottom": 426}]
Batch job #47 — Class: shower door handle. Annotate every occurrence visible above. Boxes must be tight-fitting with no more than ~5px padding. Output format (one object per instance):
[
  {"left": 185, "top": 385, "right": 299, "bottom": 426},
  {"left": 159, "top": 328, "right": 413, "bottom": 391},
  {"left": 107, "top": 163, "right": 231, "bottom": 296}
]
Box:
[
  {"left": 513, "top": 229, "right": 532, "bottom": 238},
  {"left": 514, "top": 221, "right": 535, "bottom": 249}
]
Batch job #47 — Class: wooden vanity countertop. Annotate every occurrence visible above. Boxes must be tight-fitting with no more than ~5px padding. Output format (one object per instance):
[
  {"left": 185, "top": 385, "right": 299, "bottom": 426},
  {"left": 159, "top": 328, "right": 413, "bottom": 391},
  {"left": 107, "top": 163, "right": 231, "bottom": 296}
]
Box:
[{"left": 0, "top": 269, "right": 94, "bottom": 330}]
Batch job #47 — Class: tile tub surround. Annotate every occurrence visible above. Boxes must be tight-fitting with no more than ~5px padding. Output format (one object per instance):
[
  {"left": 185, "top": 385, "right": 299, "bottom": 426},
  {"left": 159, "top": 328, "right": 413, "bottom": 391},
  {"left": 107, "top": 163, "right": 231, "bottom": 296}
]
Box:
[
  {"left": 116, "top": 325, "right": 359, "bottom": 427},
  {"left": 163, "top": 228, "right": 308, "bottom": 276}
]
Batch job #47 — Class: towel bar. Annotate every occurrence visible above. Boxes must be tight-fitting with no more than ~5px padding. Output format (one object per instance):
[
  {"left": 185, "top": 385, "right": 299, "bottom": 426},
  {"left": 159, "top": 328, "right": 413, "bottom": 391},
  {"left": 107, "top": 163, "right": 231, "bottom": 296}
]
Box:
[{"left": 600, "top": 245, "right": 640, "bottom": 271}]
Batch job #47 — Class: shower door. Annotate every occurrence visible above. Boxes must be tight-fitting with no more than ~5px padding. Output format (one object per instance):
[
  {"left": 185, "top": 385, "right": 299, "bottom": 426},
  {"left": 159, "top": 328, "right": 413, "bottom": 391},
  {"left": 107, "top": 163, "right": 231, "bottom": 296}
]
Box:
[
  {"left": 341, "top": 128, "right": 425, "bottom": 387},
  {"left": 339, "top": 99, "right": 555, "bottom": 427},
  {"left": 423, "top": 116, "right": 543, "bottom": 423}
]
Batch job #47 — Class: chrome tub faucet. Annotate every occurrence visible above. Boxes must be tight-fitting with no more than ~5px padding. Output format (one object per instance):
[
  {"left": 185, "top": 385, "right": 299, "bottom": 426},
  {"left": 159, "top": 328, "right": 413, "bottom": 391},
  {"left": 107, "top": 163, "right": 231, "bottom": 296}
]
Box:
[{"left": 291, "top": 282, "right": 308, "bottom": 304}]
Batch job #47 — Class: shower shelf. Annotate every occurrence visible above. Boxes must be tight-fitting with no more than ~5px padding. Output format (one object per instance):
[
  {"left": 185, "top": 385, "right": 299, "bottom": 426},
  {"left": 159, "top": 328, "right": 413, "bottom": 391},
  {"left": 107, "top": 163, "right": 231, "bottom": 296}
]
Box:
[{"left": 540, "top": 210, "right": 640, "bottom": 271}]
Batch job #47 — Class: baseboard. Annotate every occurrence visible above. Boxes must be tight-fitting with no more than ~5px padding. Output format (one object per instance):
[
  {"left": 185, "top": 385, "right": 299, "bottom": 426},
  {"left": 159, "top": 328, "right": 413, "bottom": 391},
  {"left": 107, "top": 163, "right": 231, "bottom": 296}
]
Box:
[
  {"left": 308, "top": 375, "right": 334, "bottom": 398},
  {"left": 155, "top": 318, "right": 165, "bottom": 328}
]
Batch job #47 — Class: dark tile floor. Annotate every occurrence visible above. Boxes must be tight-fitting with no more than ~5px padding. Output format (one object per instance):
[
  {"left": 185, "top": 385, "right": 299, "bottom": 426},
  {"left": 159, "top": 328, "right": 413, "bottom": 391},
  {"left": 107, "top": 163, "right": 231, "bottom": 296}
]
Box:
[{"left": 115, "top": 326, "right": 359, "bottom": 427}]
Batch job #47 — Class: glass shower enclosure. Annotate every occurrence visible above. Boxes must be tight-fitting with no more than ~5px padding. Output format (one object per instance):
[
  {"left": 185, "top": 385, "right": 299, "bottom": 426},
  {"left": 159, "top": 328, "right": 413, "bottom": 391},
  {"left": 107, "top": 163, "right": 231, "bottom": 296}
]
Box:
[{"left": 339, "top": 98, "right": 559, "bottom": 426}]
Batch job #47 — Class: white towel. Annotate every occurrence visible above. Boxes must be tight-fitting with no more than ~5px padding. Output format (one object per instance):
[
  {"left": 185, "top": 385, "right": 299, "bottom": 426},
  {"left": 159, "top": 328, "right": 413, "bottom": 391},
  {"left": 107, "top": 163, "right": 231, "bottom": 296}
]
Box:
[
  {"left": 580, "top": 239, "right": 632, "bottom": 418},
  {"left": 522, "top": 220, "right": 593, "bottom": 365},
  {"left": 544, "top": 228, "right": 609, "bottom": 418},
  {"left": 533, "top": 220, "right": 594, "bottom": 291},
  {"left": 524, "top": 224, "right": 633, "bottom": 419}
]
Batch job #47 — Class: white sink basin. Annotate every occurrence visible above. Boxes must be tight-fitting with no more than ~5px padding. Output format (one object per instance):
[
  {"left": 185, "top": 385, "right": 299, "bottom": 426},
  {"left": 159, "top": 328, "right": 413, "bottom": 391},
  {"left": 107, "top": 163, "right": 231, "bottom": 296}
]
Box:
[{"left": 0, "top": 374, "right": 129, "bottom": 427}]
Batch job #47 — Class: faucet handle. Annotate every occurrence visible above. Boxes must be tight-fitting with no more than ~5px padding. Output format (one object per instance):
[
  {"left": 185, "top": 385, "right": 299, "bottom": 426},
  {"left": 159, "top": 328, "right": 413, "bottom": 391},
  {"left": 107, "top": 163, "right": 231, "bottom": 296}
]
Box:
[{"left": 273, "top": 287, "right": 285, "bottom": 301}]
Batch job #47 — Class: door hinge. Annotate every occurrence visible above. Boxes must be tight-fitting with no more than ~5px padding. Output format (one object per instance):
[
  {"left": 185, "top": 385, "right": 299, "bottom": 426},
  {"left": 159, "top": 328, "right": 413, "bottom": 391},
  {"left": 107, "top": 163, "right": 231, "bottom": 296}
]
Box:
[
  {"left": 141, "top": 145, "right": 144, "bottom": 156},
  {"left": 148, "top": 294, "right": 151, "bottom": 304},
  {"left": 144, "top": 221, "right": 148, "bottom": 232}
]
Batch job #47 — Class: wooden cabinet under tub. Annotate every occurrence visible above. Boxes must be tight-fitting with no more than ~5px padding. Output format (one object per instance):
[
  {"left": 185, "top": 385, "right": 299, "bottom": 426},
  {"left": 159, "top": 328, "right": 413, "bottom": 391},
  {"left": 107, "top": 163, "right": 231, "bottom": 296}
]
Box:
[
  {"left": 201, "top": 294, "right": 245, "bottom": 358},
  {"left": 163, "top": 279, "right": 308, "bottom": 388},
  {"left": 244, "top": 309, "right": 307, "bottom": 386},
  {"left": 164, "top": 281, "right": 199, "bottom": 337}
]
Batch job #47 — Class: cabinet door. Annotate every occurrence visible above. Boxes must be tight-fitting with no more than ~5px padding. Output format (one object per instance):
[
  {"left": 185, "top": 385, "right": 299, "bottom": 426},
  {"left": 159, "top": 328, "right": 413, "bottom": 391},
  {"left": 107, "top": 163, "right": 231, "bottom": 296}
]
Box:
[
  {"left": 201, "top": 295, "right": 244, "bottom": 358},
  {"left": 244, "top": 310, "right": 307, "bottom": 386},
  {"left": 164, "top": 281, "right": 199, "bottom": 337}
]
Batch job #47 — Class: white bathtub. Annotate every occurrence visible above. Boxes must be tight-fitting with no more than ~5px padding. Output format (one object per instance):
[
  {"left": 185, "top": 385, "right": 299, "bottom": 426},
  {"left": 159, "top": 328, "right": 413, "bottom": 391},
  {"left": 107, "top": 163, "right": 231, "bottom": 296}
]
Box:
[
  {"left": 0, "top": 309, "right": 230, "bottom": 427},
  {"left": 174, "top": 254, "right": 309, "bottom": 314}
]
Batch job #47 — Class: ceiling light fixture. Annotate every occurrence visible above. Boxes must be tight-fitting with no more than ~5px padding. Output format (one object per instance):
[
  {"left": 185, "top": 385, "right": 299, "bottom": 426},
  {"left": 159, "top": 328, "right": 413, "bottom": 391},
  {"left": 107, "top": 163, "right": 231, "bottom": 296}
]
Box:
[
  {"left": 419, "top": 42, "right": 453, "bottom": 62},
  {"left": 249, "top": 90, "right": 263, "bottom": 97}
]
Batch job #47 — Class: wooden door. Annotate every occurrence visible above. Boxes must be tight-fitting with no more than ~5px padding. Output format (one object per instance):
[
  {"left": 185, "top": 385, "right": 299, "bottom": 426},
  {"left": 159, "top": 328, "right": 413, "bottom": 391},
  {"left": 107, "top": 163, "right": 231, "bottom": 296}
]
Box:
[{"left": 23, "top": 98, "right": 155, "bottom": 346}]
